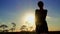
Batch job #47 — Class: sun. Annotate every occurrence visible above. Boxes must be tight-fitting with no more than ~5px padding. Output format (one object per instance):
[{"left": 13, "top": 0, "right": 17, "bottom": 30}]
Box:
[
  {"left": 24, "top": 14, "right": 35, "bottom": 31},
  {"left": 27, "top": 15, "right": 34, "bottom": 23},
  {"left": 24, "top": 14, "right": 35, "bottom": 26}
]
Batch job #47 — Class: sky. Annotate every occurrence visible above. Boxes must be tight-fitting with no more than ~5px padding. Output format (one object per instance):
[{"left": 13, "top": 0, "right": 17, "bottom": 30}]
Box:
[{"left": 0, "top": 0, "right": 60, "bottom": 31}]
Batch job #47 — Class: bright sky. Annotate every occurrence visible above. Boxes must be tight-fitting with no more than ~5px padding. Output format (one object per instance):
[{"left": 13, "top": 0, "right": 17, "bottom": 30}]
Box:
[{"left": 0, "top": 0, "right": 60, "bottom": 31}]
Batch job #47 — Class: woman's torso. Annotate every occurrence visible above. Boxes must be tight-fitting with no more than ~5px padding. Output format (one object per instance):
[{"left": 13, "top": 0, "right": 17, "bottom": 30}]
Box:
[{"left": 35, "top": 9, "right": 47, "bottom": 25}]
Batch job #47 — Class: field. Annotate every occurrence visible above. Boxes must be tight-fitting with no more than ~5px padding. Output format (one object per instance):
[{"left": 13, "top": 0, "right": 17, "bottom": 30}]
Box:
[{"left": 0, "top": 31, "right": 60, "bottom": 34}]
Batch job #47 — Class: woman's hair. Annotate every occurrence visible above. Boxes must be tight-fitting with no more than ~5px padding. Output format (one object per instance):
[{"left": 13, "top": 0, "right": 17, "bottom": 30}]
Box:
[{"left": 38, "top": 1, "right": 44, "bottom": 7}]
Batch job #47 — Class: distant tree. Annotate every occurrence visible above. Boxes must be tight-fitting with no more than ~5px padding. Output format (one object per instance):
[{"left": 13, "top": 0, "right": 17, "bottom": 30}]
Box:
[
  {"left": 10, "top": 28, "right": 14, "bottom": 32},
  {"left": 11, "top": 22, "right": 16, "bottom": 32},
  {"left": 12, "top": 22, "right": 16, "bottom": 27},
  {"left": 0, "top": 24, "right": 8, "bottom": 32},
  {"left": 20, "top": 25, "right": 28, "bottom": 31}
]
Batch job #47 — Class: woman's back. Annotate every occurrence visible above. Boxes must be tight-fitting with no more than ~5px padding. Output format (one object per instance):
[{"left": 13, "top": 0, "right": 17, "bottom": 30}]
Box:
[
  {"left": 35, "top": 9, "right": 47, "bottom": 25},
  {"left": 36, "top": 9, "right": 47, "bottom": 21},
  {"left": 35, "top": 1, "right": 48, "bottom": 33}
]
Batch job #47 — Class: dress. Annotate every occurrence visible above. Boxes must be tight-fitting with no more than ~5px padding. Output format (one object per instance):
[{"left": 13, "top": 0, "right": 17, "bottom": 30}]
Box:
[{"left": 35, "top": 9, "right": 48, "bottom": 33}]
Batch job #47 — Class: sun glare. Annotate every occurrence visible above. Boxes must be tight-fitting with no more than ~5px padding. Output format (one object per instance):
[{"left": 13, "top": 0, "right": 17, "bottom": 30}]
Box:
[
  {"left": 27, "top": 15, "right": 34, "bottom": 23},
  {"left": 24, "top": 14, "right": 35, "bottom": 31},
  {"left": 25, "top": 14, "right": 35, "bottom": 26}
]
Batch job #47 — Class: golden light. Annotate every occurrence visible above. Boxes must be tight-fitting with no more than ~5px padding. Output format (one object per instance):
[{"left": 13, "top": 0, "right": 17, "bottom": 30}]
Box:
[
  {"left": 25, "top": 14, "right": 35, "bottom": 26},
  {"left": 23, "top": 13, "right": 36, "bottom": 31}
]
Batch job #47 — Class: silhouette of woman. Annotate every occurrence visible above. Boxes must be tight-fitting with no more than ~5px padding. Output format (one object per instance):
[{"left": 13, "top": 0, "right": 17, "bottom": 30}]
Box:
[{"left": 35, "top": 1, "right": 48, "bottom": 34}]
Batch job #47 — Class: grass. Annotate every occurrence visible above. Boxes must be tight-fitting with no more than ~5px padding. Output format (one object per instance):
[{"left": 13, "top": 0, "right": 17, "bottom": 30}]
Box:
[{"left": 0, "top": 31, "right": 60, "bottom": 34}]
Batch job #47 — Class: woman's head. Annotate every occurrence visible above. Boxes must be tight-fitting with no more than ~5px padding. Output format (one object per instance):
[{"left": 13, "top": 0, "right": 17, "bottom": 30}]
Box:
[{"left": 38, "top": 1, "right": 44, "bottom": 9}]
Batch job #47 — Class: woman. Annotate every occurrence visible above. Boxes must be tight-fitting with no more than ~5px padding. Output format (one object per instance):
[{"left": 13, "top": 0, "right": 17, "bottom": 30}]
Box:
[{"left": 35, "top": 1, "right": 48, "bottom": 34}]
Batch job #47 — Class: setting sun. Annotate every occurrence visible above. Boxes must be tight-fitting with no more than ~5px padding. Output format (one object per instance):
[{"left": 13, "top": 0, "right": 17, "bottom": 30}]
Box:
[
  {"left": 24, "top": 14, "right": 35, "bottom": 31},
  {"left": 25, "top": 14, "right": 35, "bottom": 26}
]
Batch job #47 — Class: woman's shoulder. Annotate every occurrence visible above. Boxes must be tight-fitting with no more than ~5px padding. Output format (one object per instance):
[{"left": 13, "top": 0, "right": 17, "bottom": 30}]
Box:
[
  {"left": 43, "top": 9, "right": 48, "bottom": 14},
  {"left": 35, "top": 9, "right": 48, "bottom": 12},
  {"left": 44, "top": 9, "right": 47, "bottom": 11},
  {"left": 36, "top": 9, "right": 40, "bottom": 11}
]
